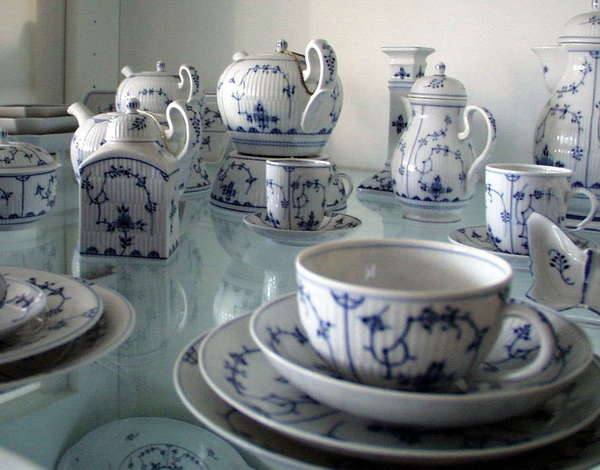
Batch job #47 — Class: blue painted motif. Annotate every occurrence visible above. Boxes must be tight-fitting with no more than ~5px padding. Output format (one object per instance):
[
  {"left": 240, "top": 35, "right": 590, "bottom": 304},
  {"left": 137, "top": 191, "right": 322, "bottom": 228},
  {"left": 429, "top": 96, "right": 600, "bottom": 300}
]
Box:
[
  {"left": 119, "top": 443, "right": 203, "bottom": 469},
  {"left": 548, "top": 248, "right": 575, "bottom": 285}
]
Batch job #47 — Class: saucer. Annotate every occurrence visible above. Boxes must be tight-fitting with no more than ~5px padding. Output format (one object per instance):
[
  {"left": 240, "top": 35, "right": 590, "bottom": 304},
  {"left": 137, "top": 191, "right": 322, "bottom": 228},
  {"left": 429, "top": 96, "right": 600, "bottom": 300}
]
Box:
[
  {"left": 197, "top": 313, "right": 600, "bottom": 464},
  {"left": 243, "top": 212, "right": 361, "bottom": 246},
  {"left": 0, "top": 284, "right": 134, "bottom": 391},
  {"left": 448, "top": 225, "right": 597, "bottom": 269},
  {"left": 0, "top": 278, "right": 46, "bottom": 338},
  {"left": 250, "top": 293, "right": 592, "bottom": 428},
  {"left": 0, "top": 267, "right": 103, "bottom": 364},
  {"left": 57, "top": 417, "right": 252, "bottom": 470}
]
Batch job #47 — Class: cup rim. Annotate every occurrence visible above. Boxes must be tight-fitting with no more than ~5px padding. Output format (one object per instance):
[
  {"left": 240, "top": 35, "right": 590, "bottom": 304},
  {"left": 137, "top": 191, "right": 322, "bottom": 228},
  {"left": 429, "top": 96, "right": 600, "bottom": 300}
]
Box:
[
  {"left": 296, "top": 238, "right": 513, "bottom": 300},
  {"left": 486, "top": 163, "right": 573, "bottom": 177},
  {"left": 266, "top": 158, "right": 331, "bottom": 169}
]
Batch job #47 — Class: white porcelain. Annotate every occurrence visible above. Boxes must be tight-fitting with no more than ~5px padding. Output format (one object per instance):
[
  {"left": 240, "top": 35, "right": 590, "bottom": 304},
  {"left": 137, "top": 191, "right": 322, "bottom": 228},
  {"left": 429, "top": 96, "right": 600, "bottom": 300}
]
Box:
[
  {"left": 243, "top": 212, "right": 361, "bottom": 246},
  {"left": 527, "top": 212, "right": 600, "bottom": 313},
  {"left": 57, "top": 417, "right": 252, "bottom": 470},
  {"left": 358, "top": 46, "right": 435, "bottom": 198},
  {"left": 485, "top": 164, "right": 599, "bottom": 255},
  {"left": 116, "top": 61, "right": 203, "bottom": 114},
  {"left": 0, "top": 105, "right": 68, "bottom": 118},
  {"left": 0, "top": 131, "right": 59, "bottom": 227},
  {"left": 533, "top": 3, "right": 600, "bottom": 209},
  {"left": 251, "top": 292, "right": 592, "bottom": 427},
  {"left": 0, "top": 266, "right": 102, "bottom": 364},
  {"left": 0, "top": 278, "right": 46, "bottom": 338},
  {"left": 79, "top": 98, "right": 191, "bottom": 260},
  {"left": 0, "top": 115, "right": 77, "bottom": 135},
  {"left": 0, "top": 283, "right": 134, "bottom": 392},
  {"left": 295, "top": 238, "right": 556, "bottom": 390},
  {"left": 210, "top": 152, "right": 349, "bottom": 213},
  {"left": 217, "top": 39, "right": 342, "bottom": 157},
  {"left": 197, "top": 313, "right": 600, "bottom": 464},
  {"left": 448, "top": 224, "right": 598, "bottom": 270},
  {"left": 391, "top": 63, "right": 497, "bottom": 222}
]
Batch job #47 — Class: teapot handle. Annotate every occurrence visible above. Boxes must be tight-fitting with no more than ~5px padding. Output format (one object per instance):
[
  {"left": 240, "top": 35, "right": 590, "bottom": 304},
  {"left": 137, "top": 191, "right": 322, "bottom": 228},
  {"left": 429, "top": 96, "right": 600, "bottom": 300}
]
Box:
[
  {"left": 301, "top": 39, "right": 338, "bottom": 133},
  {"left": 459, "top": 105, "right": 497, "bottom": 195},
  {"left": 164, "top": 99, "right": 192, "bottom": 163},
  {"left": 179, "top": 64, "right": 204, "bottom": 102}
]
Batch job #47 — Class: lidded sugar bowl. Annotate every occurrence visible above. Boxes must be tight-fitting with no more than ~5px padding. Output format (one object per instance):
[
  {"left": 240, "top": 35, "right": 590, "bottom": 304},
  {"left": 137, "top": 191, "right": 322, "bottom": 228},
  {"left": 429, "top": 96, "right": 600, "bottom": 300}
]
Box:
[
  {"left": 217, "top": 39, "right": 343, "bottom": 156},
  {"left": 0, "top": 130, "right": 59, "bottom": 226},
  {"left": 390, "top": 63, "right": 496, "bottom": 222}
]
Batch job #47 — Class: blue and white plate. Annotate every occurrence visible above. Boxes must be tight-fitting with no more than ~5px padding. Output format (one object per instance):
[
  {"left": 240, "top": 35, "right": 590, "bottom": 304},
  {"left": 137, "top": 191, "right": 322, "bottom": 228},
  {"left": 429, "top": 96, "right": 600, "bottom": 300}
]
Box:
[
  {"left": 0, "top": 284, "right": 134, "bottom": 391},
  {"left": 448, "top": 225, "right": 597, "bottom": 270},
  {"left": 0, "top": 278, "right": 46, "bottom": 338},
  {"left": 243, "top": 212, "right": 361, "bottom": 246},
  {"left": 197, "top": 314, "right": 600, "bottom": 465},
  {"left": 57, "top": 417, "right": 253, "bottom": 470},
  {"left": 250, "top": 293, "right": 592, "bottom": 428},
  {"left": 0, "top": 267, "right": 103, "bottom": 364}
]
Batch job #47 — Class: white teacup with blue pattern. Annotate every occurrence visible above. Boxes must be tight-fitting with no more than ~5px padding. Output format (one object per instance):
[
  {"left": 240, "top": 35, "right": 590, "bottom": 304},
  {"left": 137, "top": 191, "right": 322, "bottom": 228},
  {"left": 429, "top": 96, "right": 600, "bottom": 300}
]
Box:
[
  {"left": 295, "top": 238, "right": 558, "bottom": 391},
  {"left": 485, "top": 164, "right": 598, "bottom": 255}
]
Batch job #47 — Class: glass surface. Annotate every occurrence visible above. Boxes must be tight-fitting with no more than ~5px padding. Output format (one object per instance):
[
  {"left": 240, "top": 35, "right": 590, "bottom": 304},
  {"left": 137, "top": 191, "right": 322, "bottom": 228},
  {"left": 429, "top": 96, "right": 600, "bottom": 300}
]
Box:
[{"left": 0, "top": 166, "right": 599, "bottom": 470}]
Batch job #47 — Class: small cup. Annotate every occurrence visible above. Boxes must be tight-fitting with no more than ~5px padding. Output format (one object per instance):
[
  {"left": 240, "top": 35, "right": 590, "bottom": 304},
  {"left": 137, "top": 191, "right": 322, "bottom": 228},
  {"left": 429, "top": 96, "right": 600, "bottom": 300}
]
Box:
[
  {"left": 485, "top": 164, "right": 598, "bottom": 255},
  {"left": 295, "top": 238, "right": 557, "bottom": 391},
  {"left": 265, "top": 159, "right": 352, "bottom": 231}
]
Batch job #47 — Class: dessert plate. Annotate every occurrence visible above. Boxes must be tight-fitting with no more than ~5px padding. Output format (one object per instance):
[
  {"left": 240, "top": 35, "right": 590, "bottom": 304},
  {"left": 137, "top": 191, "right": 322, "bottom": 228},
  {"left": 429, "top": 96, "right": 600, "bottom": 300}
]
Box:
[
  {"left": 0, "top": 267, "right": 103, "bottom": 364},
  {"left": 57, "top": 417, "right": 253, "bottom": 470},
  {"left": 250, "top": 293, "right": 592, "bottom": 428},
  {"left": 448, "top": 225, "right": 597, "bottom": 269},
  {"left": 243, "top": 212, "right": 361, "bottom": 246},
  {"left": 0, "top": 278, "right": 46, "bottom": 338},
  {"left": 198, "top": 314, "right": 600, "bottom": 464},
  {"left": 0, "top": 284, "right": 134, "bottom": 391},
  {"left": 176, "top": 333, "right": 600, "bottom": 470}
]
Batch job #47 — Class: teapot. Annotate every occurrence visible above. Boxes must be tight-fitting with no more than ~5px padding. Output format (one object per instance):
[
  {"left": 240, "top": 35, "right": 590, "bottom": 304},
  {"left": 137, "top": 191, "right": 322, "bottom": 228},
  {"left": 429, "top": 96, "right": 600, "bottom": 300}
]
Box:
[
  {"left": 115, "top": 61, "right": 203, "bottom": 114},
  {"left": 217, "top": 39, "right": 343, "bottom": 157},
  {"left": 390, "top": 63, "right": 497, "bottom": 222},
  {"left": 533, "top": 1, "right": 600, "bottom": 206}
]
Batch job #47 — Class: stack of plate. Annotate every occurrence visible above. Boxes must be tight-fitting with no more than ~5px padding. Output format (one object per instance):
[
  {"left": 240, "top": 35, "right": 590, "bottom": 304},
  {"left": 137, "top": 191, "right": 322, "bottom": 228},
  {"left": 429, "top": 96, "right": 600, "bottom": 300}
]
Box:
[
  {"left": 0, "top": 267, "right": 135, "bottom": 395},
  {"left": 0, "top": 105, "right": 77, "bottom": 135},
  {"left": 174, "top": 293, "right": 600, "bottom": 469}
]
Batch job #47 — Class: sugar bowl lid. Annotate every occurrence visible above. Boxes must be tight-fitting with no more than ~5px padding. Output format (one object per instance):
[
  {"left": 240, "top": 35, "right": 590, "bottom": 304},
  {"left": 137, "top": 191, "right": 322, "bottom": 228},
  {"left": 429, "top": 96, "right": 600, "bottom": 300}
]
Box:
[
  {"left": 105, "top": 98, "right": 162, "bottom": 142},
  {"left": 408, "top": 63, "right": 467, "bottom": 104},
  {"left": 559, "top": 0, "right": 600, "bottom": 45},
  {"left": 0, "top": 129, "right": 58, "bottom": 171}
]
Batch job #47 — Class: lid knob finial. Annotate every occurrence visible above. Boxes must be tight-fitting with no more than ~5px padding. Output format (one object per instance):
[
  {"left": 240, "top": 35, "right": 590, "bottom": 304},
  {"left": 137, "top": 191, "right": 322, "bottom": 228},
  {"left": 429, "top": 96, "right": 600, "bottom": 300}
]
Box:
[
  {"left": 435, "top": 62, "right": 446, "bottom": 76},
  {"left": 276, "top": 39, "right": 288, "bottom": 53},
  {"left": 126, "top": 97, "right": 141, "bottom": 114},
  {"left": 156, "top": 60, "right": 166, "bottom": 72}
]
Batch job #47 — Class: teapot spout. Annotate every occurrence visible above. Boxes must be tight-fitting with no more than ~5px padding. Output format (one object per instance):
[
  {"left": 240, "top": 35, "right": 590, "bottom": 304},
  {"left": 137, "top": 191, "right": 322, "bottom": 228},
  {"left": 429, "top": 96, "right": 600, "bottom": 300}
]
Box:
[
  {"left": 121, "top": 65, "right": 135, "bottom": 78},
  {"left": 67, "top": 102, "right": 95, "bottom": 127},
  {"left": 531, "top": 45, "right": 567, "bottom": 93}
]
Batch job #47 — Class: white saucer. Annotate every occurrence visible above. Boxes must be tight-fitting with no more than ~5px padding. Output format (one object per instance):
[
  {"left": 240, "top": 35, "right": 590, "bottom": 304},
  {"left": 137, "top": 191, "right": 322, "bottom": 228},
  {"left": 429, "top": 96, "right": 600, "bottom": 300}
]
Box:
[
  {"left": 0, "top": 267, "right": 103, "bottom": 364},
  {"left": 0, "top": 278, "right": 46, "bottom": 338},
  {"left": 0, "top": 284, "right": 134, "bottom": 391},
  {"left": 243, "top": 212, "right": 361, "bottom": 246},
  {"left": 57, "top": 417, "right": 252, "bottom": 470},
  {"left": 197, "top": 313, "right": 600, "bottom": 465},
  {"left": 448, "top": 225, "right": 598, "bottom": 269},
  {"left": 250, "top": 293, "right": 592, "bottom": 428}
]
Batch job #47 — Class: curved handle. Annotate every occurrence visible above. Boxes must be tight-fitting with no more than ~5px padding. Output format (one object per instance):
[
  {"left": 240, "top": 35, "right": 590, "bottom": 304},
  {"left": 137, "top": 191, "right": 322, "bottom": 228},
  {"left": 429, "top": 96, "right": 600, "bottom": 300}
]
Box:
[
  {"left": 301, "top": 39, "right": 338, "bottom": 133},
  {"left": 565, "top": 187, "right": 599, "bottom": 230},
  {"left": 460, "top": 105, "right": 497, "bottom": 196},
  {"left": 164, "top": 99, "right": 192, "bottom": 163},
  {"left": 179, "top": 64, "right": 204, "bottom": 102},
  {"left": 335, "top": 171, "right": 354, "bottom": 198}
]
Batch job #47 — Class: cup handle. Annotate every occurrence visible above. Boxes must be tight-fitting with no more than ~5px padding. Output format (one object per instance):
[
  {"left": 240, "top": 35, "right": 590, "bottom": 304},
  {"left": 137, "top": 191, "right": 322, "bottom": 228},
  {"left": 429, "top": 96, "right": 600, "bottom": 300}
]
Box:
[
  {"left": 335, "top": 171, "right": 354, "bottom": 198},
  {"left": 565, "top": 187, "right": 599, "bottom": 231},
  {"left": 473, "top": 302, "right": 556, "bottom": 383}
]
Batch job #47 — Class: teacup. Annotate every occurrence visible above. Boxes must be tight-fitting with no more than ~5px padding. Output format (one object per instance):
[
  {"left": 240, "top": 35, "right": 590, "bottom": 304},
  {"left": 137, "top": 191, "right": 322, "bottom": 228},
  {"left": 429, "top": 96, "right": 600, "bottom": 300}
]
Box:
[
  {"left": 485, "top": 164, "right": 598, "bottom": 255},
  {"left": 265, "top": 159, "right": 352, "bottom": 231},
  {"left": 295, "top": 238, "right": 557, "bottom": 390}
]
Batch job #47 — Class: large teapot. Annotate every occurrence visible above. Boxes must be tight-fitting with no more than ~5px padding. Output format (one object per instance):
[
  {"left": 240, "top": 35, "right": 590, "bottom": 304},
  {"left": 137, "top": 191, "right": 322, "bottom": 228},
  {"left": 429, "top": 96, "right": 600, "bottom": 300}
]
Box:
[
  {"left": 116, "top": 61, "right": 203, "bottom": 114},
  {"left": 217, "top": 39, "right": 343, "bottom": 157},
  {"left": 533, "top": 1, "right": 600, "bottom": 204},
  {"left": 390, "top": 63, "right": 496, "bottom": 222}
]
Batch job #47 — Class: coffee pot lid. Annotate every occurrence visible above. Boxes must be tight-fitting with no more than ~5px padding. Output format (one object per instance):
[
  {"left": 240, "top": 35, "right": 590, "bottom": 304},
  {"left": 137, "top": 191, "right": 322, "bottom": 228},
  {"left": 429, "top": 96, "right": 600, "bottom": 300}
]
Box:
[
  {"left": 408, "top": 63, "right": 467, "bottom": 104},
  {"left": 559, "top": 1, "right": 600, "bottom": 45},
  {"left": 0, "top": 129, "right": 58, "bottom": 170},
  {"left": 106, "top": 98, "right": 162, "bottom": 142}
]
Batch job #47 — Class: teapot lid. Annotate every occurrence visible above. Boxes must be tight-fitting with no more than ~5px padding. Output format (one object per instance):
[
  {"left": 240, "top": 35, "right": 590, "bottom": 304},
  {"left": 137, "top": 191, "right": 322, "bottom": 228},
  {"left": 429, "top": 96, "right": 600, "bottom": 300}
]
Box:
[
  {"left": 559, "top": 1, "right": 600, "bottom": 45},
  {"left": 105, "top": 98, "right": 162, "bottom": 142},
  {"left": 408, "top": 63, "right": 467, "bottom": 104},
  {"left": 0, "top": 129, "right": 58, "bottom": 171},
  {"left": 231, "top": 39, "right": 300, "bottom": 62},
  {"left": 124, "top": 60, "right": 179, "bottom": 78}
]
